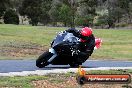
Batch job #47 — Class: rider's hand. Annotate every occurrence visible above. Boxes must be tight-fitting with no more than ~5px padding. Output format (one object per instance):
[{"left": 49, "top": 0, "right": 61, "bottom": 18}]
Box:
[{"left": 66, "top": 28, "right": 76, "bottom": 33}]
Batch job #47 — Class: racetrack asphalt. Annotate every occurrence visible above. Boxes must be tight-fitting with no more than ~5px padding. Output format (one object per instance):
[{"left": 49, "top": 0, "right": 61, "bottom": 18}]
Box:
[{"left": 0, "top": 60, "right": 132, "bottom": 74}]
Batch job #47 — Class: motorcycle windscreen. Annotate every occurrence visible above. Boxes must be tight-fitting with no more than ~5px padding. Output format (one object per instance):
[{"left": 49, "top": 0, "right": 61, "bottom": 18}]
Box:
[{"left": 52, "top": 32, "right": 79, "bottom": 47}]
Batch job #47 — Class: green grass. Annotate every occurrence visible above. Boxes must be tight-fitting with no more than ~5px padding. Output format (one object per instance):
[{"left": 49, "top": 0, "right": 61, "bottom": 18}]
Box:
[
  {"left": 86, "top": 69, "right": 132, "bottom": 74},
  {"left": 0, "top": 76, "right": 48, "bottom": 88},
  {"left": 92, "top": 29, "right": 132, "bottom": 60},
  {"left": 0, "top": 24, "right": 64, "bottom": 46},
  {"left": 0, "top": 74, "right": 71, "bottom": 88},
  {"left": 0, "top": 24, "right": 132, "bottom": 60}
]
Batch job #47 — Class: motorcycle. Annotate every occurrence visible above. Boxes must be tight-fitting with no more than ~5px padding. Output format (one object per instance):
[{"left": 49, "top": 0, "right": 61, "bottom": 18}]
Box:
[{"left": 36, "top": 31, "right": 102, "bottom": 68}]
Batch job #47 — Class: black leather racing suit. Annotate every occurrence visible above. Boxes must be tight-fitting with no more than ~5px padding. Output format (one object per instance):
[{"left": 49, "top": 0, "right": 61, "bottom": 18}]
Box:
[{"left": 66, "top": 28, "right": 95, "bottom": 61}]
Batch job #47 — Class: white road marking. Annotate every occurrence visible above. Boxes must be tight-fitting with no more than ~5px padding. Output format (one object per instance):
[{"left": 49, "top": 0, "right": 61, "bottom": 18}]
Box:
[{"left": 0, "top": 67, "right": 132, "bottom": 77}]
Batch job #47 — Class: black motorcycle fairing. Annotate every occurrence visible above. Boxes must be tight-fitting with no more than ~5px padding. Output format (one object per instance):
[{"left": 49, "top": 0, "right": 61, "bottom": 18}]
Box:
[
  {"left": 52, "top": 32, "right": 79, "bottom": 46},
  {"left": 50, "top": 32, "right": 82, "bottom": 65},
  {"left": 36, "top": 31, "right": 91, "bottom": 67},
  {"left": 51, "top": 32, "right": 80, "bottom": 55}
]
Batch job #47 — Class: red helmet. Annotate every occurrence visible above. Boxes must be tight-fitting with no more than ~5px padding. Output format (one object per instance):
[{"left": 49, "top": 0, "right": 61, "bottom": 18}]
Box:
[{"left": 80, "top": 27, "right": 92, "bottom": 37}]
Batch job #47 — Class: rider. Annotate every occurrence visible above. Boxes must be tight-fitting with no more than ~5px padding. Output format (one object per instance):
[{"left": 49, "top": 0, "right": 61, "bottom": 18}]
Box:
[{"left": 66, "top": 27, "right": 95, "bottom": 59}]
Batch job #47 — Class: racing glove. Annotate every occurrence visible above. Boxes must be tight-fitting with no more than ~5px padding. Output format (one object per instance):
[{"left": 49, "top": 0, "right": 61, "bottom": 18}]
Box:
[{"left": 66, "top": 28, "right": 81, "bottom": 38}]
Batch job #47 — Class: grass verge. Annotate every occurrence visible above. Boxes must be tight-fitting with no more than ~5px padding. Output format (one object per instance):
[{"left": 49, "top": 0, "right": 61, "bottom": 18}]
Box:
[
  {"left": 0, "top": 70, "right": 131, "bottom": 88},
  {"left": 0, "top": 24, "right": 132, "bottom": 60}
]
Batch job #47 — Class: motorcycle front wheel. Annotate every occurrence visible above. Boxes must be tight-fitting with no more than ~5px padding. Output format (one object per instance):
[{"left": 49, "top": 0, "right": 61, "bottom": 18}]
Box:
[{"left": 36, "top": 51, "right": 53, "bottom": 68}]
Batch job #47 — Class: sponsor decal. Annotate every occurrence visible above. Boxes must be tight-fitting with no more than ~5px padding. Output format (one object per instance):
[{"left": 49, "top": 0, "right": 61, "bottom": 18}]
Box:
[{"left": 76, "top": 66, "right": 131, "bottom": 85}]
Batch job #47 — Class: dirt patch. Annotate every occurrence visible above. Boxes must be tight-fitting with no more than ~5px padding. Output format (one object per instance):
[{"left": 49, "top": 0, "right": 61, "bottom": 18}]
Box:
[
  {"left": 32, "top": 77, "right": 131, "bottom": 88},
  {"left": 0, "top": 43, "right": 48, "bottom": 58}
]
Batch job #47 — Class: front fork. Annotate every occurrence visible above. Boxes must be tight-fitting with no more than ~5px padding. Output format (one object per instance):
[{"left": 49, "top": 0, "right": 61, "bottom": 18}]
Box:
[{"left": 48, "top": 48, "right": 57, "bottom": 63}]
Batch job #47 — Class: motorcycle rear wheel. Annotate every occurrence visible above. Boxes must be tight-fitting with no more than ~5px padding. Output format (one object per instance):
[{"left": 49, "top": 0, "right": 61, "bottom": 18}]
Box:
[
  {"left": 69, "top": 62, "right": 80, "bottom": 68},
  {"left": 36, "top": 51, "right": 53, "bottom": 68}
]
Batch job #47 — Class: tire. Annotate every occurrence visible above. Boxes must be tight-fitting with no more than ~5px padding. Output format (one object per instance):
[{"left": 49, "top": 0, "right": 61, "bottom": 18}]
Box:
[
  {"left": 69, "top": 62, "right": 80, "bottom": 68},
  {"left": 36, "top": 51, "right": 53, "bottom": 68}
]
